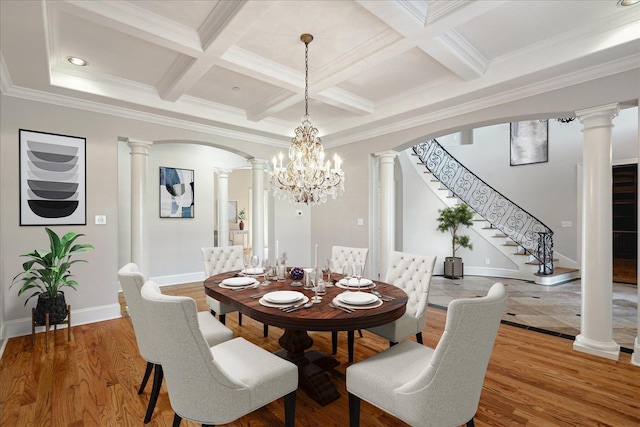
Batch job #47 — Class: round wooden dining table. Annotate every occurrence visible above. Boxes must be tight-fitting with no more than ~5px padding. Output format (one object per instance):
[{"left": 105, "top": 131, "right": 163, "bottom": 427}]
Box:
[{"left": 204, "top": 272, "right": 408, "bottom": 406}]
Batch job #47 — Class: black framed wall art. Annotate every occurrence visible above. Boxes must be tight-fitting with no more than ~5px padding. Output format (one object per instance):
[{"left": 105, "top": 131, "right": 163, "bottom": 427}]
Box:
[
  {"left": 159, "top": 166, "right": 194, "bottom": 218},
  {"left": 510, "top": 120, "right": 548, "bottom": 166},
  {"left": 19, "top": 129, "right": 86, "bottom": 226}
]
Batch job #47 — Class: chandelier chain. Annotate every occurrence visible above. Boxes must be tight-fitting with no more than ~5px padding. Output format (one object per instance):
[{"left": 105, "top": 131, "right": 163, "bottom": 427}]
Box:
[{"left": 304, "top": 40, "right": 309, "bottom": 117}]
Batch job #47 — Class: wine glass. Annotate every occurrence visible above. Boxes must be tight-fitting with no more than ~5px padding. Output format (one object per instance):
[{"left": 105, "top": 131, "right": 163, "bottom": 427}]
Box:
[
  {"left": 261, "top": 259, "right": 271, "bottom": 285},
  {"left": 243, "top": 254, "right": 251, "bottom": 274},
  {"left": 354, "top": 261, "right": 364, "bottom": 292},
  {"left": 250, "top": 255, "right": 260, "bottom": 273},
  {"left": 324, "top": 258, "right": 333, "bottom": 284},
  {"left": 342, "top": 263, "right": 353, "bottom": 292}
]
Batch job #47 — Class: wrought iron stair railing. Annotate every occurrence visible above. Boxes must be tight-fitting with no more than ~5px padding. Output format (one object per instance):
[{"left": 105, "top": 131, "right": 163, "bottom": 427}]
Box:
[{"left": 413, "top": 139, "right": 554, "bottom": 275}]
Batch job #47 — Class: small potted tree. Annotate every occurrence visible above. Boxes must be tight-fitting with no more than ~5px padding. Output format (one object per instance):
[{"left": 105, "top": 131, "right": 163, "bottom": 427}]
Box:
[
  {"left": 436, "top": 204, "right": 474, "bottom": 279},
  {"left": 11, "top": 227, "right": 94, "bottom": 325},
  {"left": 237, "top": 208, "right": 247, "bottom": 230}
]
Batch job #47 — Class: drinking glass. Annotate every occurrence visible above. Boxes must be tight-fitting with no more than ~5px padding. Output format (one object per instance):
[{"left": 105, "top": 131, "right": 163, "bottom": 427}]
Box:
[
  {"left": 311, "top": 270, "right": 324, "bottom": 303},
  {"left": 342, "top": 263, "right": 353, "bottom": 292},
  {"left": 354, "top": 261, "right": 364, "bottom": 292},
  {"left": 250, "top": 255, "right": 260, "bottom": 274},
  {"left": 261, "top": 259, "right": 271, "bottom": 285},
  {"left": 243, "top": 254, "right": 251, "bottom": 273},
  {"left": 324, "top": 258, "right": 332, "bottom": 284}
]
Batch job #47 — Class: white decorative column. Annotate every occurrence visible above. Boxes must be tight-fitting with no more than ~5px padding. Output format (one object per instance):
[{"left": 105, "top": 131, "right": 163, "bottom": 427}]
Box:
[
  {"left": 250, "top": 158, "right": 267, "bottom": 261},
  {"left": 574, "top": 103, "right": 620, "bottom": 361},
  {"left": 376, "top": 151, "right": 398, "bottom": 278},
  {"left": 127, "top": 139, "right": 153, "bottom": 278},
  {"left": 634, "top": 103, "right": 640, "bottom": 367},
  {"left": 216, "top": 169, "right": 231, "bottom": 247}
]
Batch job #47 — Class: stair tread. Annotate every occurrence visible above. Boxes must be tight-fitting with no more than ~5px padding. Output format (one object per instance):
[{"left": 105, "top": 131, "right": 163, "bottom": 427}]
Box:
[{"left": 534, "top": 267, "right": 579, "bottom": 277}]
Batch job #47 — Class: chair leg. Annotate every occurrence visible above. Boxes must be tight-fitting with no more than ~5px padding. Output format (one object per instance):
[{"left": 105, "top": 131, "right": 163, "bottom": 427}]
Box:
[
  {"left": 138, "top": 362, "right": 154, "bottom": 394},
  {"left": 416, "top": 331, "right": 423, "bottom": 344},
  {"left": 348, "top": 330, "right": 355, "bottom": 363},
  {"left": 172, "top": 414, "right": 182, "bottom": 427},
  {"left": 210, "top": 309, "right": 216, "bottom": 317},
  {"left": 219, "top": 314, "right": 226, "bottom": 325},
  {"left": 466, "top": 419, "right": 475, "bottom": 427},
  {"left": 348, "top": 392, "right": 360, "bottom": 427},
  {"left": 263, "top": 324, "right": 268, "bottom": 337},
  {"left": 144, "top": 364, "right": 163, "bottom": 424},
  {"left": 238, "top": 312, "right": 242, "bottom": 326},
  {"left": 389, "top": 341, "right": 397, "bottom": 347},
  {"left": 357, "top": 329, "right": 363, "bottom": 338},
  {"left": 284, "top": 390, "right": 296, "bottom": 427},
  {"left": 331, "top": 331, "right": 338, "bottom": 354}
]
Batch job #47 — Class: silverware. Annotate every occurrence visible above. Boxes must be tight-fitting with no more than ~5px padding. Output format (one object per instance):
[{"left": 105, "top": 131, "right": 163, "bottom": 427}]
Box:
[
  {"left": 250, "top": 293, "right": 266, "bottom": 299},
  {"left": 372, "top": 290, "right": 393, "bottom": 301},
  {"left": 329, "top": 302, "right": 354, "bottom": 313},
  {"left": 232, "top": 283, "right": 259, "bottom": 291},
  {"left": 280, "top": 301, "right": 305, "bottom": 311},
  {"left": 283, "top": 301, "right": 313, "bottom": 313}
]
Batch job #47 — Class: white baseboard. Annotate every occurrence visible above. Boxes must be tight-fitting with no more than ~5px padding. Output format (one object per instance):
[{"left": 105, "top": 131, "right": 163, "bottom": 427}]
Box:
[{"left": 1, "top": 303, "right": 122, "bottom": 341}]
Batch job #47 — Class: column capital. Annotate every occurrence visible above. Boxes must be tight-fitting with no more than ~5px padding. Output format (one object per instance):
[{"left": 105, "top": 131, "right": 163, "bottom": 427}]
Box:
[
  {"left": 214, "top": 168, "right": 232, "bottom": 176},
  {"left": 249, "top": 158, "right": 269, "bottom": 167},
  {"left": 126, "top": 138, "right": 153, "bottom": 155},
  {"left": 374, "top": 150, "right": 398, "bottom": 160},
  {"left": 576, "top": 103, "right": 620, "bottom": 130}
]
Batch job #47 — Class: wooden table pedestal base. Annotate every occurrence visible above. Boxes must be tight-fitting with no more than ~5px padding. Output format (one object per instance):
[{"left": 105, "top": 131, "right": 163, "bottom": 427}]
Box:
[{"left": 276, "top": 329, "right": 341, "bottom": 406}]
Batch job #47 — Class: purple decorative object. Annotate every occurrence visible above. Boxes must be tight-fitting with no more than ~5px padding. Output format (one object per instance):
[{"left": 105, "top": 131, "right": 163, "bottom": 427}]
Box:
[{"left": 290, "top": 267, "right": 304, "bottom": 281}]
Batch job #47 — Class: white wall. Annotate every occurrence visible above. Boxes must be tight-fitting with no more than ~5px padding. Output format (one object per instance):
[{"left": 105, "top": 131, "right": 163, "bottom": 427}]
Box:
[
  {"left": 397, "top": 107, "right": 638, "bottom": 273},
  {"left": 0, "top": 95, "right": 287, "bottom": 339}
]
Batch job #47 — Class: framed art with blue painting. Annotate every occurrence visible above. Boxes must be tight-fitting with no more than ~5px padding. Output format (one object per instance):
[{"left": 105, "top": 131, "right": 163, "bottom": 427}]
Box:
[
  {"left": 19, "top": 129, "right": 86, "bottom": 226},
  {"left": 159, "top": 166, "right": 194, "bottom": 218}
]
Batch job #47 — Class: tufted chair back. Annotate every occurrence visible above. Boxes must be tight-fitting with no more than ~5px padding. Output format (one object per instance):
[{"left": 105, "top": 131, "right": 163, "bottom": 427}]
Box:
[
  {"left": 118, "top": 263, "right": 159, "bottom": 364},
  {"left": 140, "top": 280, "right": 297, "bottom": 425},
  {"left": 331, "top": 246, "right": 369, "bottom": 271},
  {"left": 202, "top": 245, "right": 245, "bottom": 276},
  {"left": 384, "top": 251, "right": 436, "bottom": 320},
  {"left": 140, "top": 281, "right": 249, "bottom": 421},
  {"left": 347, "top": 283, "right": 507, "bottom": 427}
]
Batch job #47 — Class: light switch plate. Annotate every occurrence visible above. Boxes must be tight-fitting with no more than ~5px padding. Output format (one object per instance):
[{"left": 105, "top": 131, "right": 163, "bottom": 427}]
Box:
[{"left": 95, "top": 215, "right": 106, "bottom": 225}]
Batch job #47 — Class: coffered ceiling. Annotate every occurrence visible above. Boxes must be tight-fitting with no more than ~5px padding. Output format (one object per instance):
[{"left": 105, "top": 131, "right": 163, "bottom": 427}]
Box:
[{"left": 1, "top": 0, "right": 639, "bottom": 148}]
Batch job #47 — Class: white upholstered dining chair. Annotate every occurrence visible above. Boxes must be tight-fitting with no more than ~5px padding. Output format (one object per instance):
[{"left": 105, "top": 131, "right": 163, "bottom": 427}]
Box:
[
  {"left": 330, "top": 245, "right": 369, "bottom": 360},
  {"left": 366, "top": 251, "right": 437, "bottom": 346},
  {"left": 140, "top": 280, "right": 298, "bottom": 427},
  {"left": 117, "top": 263, "right": 233, "bottom": 424},
  {"left": 347, "top": 282, "right": 507, "bottom": 427}
]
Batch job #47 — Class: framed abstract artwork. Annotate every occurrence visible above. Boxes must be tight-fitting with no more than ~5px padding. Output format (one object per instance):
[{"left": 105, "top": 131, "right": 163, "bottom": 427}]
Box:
[
  {"left": 228, "top": 200, "right": 238, "bottom": 223},
  {"left": 510, "top": 120, "right": 548, "bottom": 166},
  {"left": 19, "top": 129, "right": 86, "bottom": 226},
  {"left": 159, "top": 167, "right": 194, "bottom": 218}
]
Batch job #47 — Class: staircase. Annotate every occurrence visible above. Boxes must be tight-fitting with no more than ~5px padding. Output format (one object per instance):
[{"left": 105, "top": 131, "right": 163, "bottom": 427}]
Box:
[{"left": 412, "top": 139, "right": 579, "bottom": 285}]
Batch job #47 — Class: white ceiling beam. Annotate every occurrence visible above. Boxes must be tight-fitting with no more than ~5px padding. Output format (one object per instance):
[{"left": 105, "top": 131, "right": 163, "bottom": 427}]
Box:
[
  {"left": 418, "top": 29, "right": 488, "bottom": 81},
  {"left": 357, "top": 0, "right": 501, "bottom": 80},
  {"left": 158, "top": 1, "right": 275, "bottom": 102},
  {"left": 51, "top": 0, "right": 203, "bottom": 57}
]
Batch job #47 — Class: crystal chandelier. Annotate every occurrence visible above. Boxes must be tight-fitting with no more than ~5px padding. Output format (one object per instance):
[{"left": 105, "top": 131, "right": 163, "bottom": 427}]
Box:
[{"left": 270, "top": 34, "right": 345, "bottom": 206}]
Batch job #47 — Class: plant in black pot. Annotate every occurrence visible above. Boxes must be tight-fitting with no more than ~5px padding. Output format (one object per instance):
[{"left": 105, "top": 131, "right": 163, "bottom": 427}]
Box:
[
  {"left": 11, "top": 227, "right": 94, "bottom": 325},
  {"left": 436, "top": 204, "right": 474, "bottom": 279},
  {"left": 237, "top": 208, "right": 247, "bottom": 230}
]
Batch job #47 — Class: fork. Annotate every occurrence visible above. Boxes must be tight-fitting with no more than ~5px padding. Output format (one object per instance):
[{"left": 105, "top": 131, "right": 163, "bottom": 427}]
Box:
[
  {"left": 329, "top": 302, "right": 354, "bottom": 313},
  {"left": 372, "top": 290, "right": 394, "bottom": 301}
]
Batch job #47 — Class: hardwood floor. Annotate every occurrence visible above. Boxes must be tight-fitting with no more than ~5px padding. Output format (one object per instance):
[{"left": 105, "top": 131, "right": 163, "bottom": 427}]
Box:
[{"left": 1, "top": 282, "right": 639, "bottom": 426}]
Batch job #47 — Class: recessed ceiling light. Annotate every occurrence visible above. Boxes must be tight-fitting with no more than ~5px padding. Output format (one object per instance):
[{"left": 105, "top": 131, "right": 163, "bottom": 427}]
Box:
[
  {"left": 67, "top": 56, "right": 88, "bottom": 66},
  {"left": 232, "top": 86, "right": 240, "bottom": 91},
  {"left": 618, "top": 0, "right": 640, "bottom": 6}
]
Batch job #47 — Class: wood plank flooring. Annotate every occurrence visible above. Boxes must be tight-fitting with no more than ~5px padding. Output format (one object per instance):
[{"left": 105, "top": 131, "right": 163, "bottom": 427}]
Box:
[{"left": 1, "top": 282, "right": 639, "bottom": 426}]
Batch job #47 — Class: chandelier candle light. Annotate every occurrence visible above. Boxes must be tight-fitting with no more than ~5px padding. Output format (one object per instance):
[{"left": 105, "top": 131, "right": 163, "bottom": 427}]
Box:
[{"left": 270, "top": 34, "right": 345, "bottom": 206}]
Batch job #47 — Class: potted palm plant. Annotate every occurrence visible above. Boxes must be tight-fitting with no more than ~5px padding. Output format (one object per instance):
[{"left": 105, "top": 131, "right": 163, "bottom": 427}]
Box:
[
  {"left": 11, "top": 227, "right": 94, "bottom": 324},
  {"left": 436, "top": 204, "right": 474, "bottom": 279}
]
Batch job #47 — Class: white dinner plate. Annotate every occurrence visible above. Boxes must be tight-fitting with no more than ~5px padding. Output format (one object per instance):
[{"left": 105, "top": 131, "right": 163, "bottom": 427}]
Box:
[
  {"left": 337, "top": 292, "right": 378, "bottom": 306},
  {"left": 242, "top": 268, "right": 264, "bottom": 275},
  {"left": 221, "top": 277, "right": 256, "bottom": 287},
  {"left": 338, "top": 278, "right": 373, "bottom": 288},
  {"left": 263, "top": 291, "right": 304, "bottom": 304}
]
